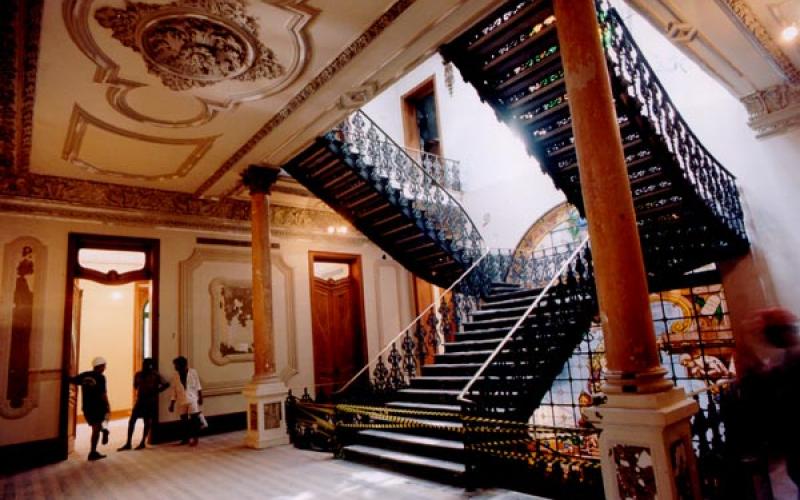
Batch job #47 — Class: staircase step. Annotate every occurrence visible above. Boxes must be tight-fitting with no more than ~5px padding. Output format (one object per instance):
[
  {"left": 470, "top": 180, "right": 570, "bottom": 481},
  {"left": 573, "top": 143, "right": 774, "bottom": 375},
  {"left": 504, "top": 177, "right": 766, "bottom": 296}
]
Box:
[
  {"left": 354, "top": 430, "right": 465, "bottom": 462},
  {"left": 386, "top": 401, "right": 461, "bottom": 414},
  {"left": 444, "top": 338, "right": 504, "bottom": 353},
  {"left": 483, "top": 287, "right": 544, "bottom": 304},
  {"left": 341, "top": 444, "right": 464, "bottom": 481}
]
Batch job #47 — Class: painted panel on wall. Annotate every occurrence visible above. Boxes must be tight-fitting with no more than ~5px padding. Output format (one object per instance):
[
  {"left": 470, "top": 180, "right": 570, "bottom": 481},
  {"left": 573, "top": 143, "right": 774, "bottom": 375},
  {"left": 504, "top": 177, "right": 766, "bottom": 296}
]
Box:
[{"left": 0, "top": 237, "right": 47, "bottom": 419}]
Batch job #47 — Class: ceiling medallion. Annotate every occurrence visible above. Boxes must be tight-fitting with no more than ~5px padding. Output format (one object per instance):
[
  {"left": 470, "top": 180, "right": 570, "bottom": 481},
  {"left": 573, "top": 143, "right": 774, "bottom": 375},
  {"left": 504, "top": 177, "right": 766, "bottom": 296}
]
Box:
[{"left": 95, "top": 0, "right": 285, "bottom": 91}]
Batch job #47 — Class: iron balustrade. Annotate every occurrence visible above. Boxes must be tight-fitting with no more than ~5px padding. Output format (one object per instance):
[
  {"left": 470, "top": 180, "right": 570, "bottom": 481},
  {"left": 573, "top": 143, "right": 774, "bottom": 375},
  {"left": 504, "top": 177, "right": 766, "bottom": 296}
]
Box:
[
  {"left": 328, "top": 111, "right": 484, "bottom": 266},
  {"left": 402, "top": 147, "right": 462, "bottom": 192},
  {"left": 599, "top": 3, "right": 746, "bottom": 242}
]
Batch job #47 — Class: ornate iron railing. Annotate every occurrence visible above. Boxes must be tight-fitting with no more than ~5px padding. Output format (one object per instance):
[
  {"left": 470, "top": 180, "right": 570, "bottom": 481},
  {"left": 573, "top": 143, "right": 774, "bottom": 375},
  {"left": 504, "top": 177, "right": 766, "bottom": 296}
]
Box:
[
  {"left": 402, "top": 147, "right": 462, "bottom": 192},
  {"left": 599, "top": 3, "right": 746, "bottom": 242},
  {"left": 328, "top": 111, "right": 484, "bottom": 265},
  {"left": 457, "top": 237, "right": 594, "bottom": 411},
  {"left": 333, "top": 250, "right": 493, "bottom": 400}
]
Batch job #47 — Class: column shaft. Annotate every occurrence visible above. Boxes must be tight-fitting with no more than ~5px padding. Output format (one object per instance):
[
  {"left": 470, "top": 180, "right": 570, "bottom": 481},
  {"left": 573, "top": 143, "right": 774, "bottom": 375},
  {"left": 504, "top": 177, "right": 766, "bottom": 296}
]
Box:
[{"left": 553, "top": 0, "right": 669, "bottom": 393}]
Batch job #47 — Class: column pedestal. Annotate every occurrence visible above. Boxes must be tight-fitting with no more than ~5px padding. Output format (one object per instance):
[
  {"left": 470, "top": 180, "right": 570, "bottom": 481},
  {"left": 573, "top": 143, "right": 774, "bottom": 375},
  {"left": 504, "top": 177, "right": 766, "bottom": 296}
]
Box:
[
  {"left": 243, "top": 377, "right": 289, "bottom": 449},
  {"left": 584, "top": 388, "right": 701, "bottom": 500}
]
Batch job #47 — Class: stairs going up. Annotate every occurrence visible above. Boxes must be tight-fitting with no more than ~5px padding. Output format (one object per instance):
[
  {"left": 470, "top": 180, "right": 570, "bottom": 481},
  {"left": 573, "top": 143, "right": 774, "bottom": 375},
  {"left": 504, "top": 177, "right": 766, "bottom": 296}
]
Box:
[
  {"left": 440, "top": 0, "right": 749, "bottom": 289},
  {"left": 282, "top": 111, "right": 483, "bottom": 289},
  {"left": 339, "top": 253, "right": 597, "bottom": 483}
]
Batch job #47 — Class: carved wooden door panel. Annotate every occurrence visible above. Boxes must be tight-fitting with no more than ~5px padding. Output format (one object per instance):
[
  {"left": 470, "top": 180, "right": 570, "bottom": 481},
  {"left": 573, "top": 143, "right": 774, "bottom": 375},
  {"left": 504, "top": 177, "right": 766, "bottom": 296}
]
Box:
[
  {"left": 67, "top": 282, "right": 83, "bottom": 453},
  {"left": 311, "top": 277, "right": 364, "bottom": 400}
]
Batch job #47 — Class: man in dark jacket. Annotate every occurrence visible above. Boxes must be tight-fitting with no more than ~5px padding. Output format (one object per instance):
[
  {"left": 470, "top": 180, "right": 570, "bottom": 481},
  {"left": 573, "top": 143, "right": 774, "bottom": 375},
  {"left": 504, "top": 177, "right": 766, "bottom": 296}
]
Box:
[
  {"left": 118, "top": 358, "right": 169, "bottom": 451},
  {"left": 68, "top": 356, "right": 110, "bottom": 461}
]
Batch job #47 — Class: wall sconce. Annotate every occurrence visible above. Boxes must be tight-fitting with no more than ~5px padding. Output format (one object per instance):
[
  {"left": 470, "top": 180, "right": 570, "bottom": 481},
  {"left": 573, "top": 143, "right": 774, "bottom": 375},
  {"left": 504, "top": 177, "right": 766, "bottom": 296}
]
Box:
[
  {"left": 327, "top": 226, "right": 336, "bottom": 234},
  {"left": 782, "top": 24, "right": 799, "bottom": 42},
  {"left": 336, "top": 226, "right": 348, "bottom": 234},
  {"left": 111, "top": 290, "right": 124, "bottom": 301}
]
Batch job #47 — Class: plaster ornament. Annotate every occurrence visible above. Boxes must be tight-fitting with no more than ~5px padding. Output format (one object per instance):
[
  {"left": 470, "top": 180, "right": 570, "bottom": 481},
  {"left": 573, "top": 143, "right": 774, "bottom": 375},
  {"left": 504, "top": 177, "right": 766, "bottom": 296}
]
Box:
[{"left": 95, "top": 0, "right": 285, "bottom": 91}]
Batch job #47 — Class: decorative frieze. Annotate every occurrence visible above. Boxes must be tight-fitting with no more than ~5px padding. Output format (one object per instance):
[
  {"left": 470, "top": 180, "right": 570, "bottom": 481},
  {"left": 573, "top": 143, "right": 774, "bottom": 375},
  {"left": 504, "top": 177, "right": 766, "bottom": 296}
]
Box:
[{"left": 741, "top": 83, "right": 800, "bottom": 137}]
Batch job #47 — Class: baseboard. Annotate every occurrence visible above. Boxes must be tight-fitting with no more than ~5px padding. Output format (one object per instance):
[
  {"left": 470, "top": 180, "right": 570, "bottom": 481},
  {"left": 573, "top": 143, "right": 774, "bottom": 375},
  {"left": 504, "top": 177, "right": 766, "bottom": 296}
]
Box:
[
  {"left": 0, "top": 438, "right": 65, "bottom": 475},
  {"left": 150, "top": 411, "right": 246, "bottom": 444}
]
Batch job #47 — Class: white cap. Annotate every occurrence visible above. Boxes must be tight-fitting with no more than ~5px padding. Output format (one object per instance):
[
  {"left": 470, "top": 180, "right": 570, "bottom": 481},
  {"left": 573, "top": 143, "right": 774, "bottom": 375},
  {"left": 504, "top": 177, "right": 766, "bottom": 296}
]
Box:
[{"left": 92, "top": 356, "right": 107, "bottom": 368}]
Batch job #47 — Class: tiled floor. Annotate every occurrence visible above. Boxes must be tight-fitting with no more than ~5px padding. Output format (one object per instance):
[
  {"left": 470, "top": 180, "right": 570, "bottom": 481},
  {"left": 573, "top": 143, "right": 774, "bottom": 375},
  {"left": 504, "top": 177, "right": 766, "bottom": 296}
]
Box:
[{"left": 1, "top": 419, "right": 544, "bottom": 499}]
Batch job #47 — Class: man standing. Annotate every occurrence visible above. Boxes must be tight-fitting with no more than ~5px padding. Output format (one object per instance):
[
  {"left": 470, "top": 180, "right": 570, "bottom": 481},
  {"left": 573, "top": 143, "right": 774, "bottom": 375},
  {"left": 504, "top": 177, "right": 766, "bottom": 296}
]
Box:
[
  {"left": 68, "top": 356, "right": 110, "bottom": 461},
  {"left": 169, "top": 356, "right": 203, "bottom": 446},
  {"left": 118, "top": 358, "right": 169, "bottom": 451}
]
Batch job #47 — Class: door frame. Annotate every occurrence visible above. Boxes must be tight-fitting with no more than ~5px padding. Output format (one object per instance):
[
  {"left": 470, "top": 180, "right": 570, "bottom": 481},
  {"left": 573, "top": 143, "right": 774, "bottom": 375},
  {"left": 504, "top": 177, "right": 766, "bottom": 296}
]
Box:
[
  {"left": 58, "top": 233, "right": 160, "bottom": 459},
  {"left": 307, "top": 251, "right": 368, "bottom": 395},
  {"left": 401, "top": 75, "right": 445, "bottom": 158}
]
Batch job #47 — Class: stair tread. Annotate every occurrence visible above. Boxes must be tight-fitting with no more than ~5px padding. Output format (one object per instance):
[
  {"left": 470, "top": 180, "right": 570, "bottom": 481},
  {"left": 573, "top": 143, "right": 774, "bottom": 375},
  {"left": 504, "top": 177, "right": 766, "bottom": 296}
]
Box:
[
  {"left": 343, "top": 444, "right": 465, "bottom": 473},
  {"left": 369, "top": 415, "right": 463, "bottom": 429},
  {"left": 398, "top": 388, "right": 461, "bottom": 395},
  {"left": 445, "top": 338, "right": 504, "bottom": 347},
  {"left": 359, "top": 430, "right": 465, "bottom": 450},
  {"left": 386, "top": 401, "right": 461, "bottom": 412}
]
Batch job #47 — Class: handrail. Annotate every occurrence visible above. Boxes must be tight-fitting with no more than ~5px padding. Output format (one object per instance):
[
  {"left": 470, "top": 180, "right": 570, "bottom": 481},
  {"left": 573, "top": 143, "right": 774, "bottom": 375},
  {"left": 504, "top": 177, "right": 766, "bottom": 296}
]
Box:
[
  {"left": 457, "top": 237, "right": 590, "bottom": 404},
  {"left": 334, "top": 248, "right": 493, "bottom": 396},
  {"left": 339, "top": 111, "right": 484, "bottom": 255}
]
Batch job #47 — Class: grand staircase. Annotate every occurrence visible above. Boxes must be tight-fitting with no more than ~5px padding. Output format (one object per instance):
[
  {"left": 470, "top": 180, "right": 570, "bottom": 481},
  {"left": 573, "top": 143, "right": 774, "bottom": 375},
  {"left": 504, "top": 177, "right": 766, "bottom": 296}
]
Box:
[
  {"left": 286, "top": 2, "right": 747, "bottom": 495},
  {"left": 439, "top": 0, "right": 749, "bottom": 288},
  {"left": 336, "top": 245, "right": 596, "bottom": 486},
  {"left": 282, "top": 111, "right": 483, "bottom": 288}
]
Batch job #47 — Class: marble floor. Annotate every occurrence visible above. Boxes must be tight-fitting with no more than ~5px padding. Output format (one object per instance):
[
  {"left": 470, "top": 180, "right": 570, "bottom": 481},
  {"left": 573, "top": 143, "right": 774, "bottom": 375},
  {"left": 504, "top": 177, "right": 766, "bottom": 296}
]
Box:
[{"left": 1, "top": 419, "right": 545, "bottom": 500}]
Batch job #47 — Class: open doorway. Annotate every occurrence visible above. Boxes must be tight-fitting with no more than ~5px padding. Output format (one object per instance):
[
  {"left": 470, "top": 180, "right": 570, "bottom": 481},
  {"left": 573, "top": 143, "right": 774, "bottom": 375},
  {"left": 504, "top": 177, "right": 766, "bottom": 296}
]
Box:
[
  {"left": 402, "top": 76, "right": 444, "bottom": 159},
  {"left": 308, "top": 252, "right": 367, "bottom": 401},
  {"left": 59, "top": 234, "right": 159, "bottom": 459}
]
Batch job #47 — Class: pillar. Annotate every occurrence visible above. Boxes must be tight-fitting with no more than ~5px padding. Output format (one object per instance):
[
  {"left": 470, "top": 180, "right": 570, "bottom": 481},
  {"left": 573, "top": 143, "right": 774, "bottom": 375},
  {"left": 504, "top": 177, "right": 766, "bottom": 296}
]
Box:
[
  {"left": 240, "top": 164, "right": 289, "bottom": 449},
  {"left": 552, "top": 1, "right": 700, "bottom": 497}
]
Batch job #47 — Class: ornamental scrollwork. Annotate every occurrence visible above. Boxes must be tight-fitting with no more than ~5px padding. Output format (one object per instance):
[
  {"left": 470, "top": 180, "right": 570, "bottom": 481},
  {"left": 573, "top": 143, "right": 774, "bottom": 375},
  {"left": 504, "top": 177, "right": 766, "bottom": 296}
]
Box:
[{"left": 95, "top": 0, "right": 285, "bottom": 91}]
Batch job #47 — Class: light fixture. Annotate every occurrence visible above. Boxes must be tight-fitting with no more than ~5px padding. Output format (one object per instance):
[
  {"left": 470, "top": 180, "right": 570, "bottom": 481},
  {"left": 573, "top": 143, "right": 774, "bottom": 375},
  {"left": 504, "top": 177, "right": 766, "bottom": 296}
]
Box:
[
  {"left": 111, "top": 290, "right": 124, "bottom": 301},
  {"left": 336, "top": 226, "right": 348, "bottom": 234},
  {"left": 782, "top": 24, "right": 799, "bottom": 42},
  {"left": 327, "top": 226, "right": 335, "bottom": 234}
]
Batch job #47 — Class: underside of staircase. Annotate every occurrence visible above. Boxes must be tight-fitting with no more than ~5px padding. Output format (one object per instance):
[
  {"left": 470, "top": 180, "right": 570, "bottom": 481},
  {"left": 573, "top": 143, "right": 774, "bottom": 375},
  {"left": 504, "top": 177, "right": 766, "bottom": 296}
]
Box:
[{"left": 440, "top": 0, "right": 749, "bottom": 290}]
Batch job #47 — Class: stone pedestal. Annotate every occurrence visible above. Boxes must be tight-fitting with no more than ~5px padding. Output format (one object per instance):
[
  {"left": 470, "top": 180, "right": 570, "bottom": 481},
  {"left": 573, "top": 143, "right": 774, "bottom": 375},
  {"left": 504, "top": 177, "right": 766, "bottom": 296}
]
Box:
[
  {"left": 242, "top": 378, "right": 289, "bottom": 449},
  {"left": 584, "top": 388, "right": 702, "bottom": 500}
]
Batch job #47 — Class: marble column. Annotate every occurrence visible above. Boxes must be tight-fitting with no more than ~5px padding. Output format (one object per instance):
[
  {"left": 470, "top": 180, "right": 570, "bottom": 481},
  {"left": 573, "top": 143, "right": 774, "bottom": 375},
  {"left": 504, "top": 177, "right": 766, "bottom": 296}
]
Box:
[
  {"left": 552, "top": 1, "right": 700, "bottom": 497},
  {"left": 240, "top": 165, "right": 289, "bottom": 449}
]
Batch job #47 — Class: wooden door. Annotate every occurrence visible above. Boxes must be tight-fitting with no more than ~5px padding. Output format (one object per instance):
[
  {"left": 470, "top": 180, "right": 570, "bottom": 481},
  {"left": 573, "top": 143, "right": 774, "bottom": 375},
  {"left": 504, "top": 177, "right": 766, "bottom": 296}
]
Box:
[
  {"left": 311, "top": 276, "right": 364, "bottom": 400},
  {"left": 67, "top": 282, "right": 83, "bottom": 453}
]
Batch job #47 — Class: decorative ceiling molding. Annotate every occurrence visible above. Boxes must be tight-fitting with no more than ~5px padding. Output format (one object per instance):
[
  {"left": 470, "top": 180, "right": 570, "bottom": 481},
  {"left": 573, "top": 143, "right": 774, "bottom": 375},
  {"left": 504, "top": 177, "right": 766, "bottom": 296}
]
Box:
[
  {"left": 0, "top": 0, "right": 44, "bottom": 173},
  {"left": 0, "top": 172, "right": 251, "bottom": 223},
  {"left": 716, "top": 0, "right": 800, "bottom": 84},
  {"left": 94, "top": 0, "right": 285, "bottom": 91},
  {"left": 741, "top": 83, "right": 800, "bottom": 137},
  {"left": 62, "top": 105, "right": 219, "bottom": 181},
  {"left": 63, "top": 0, "right": 316, "bottom": 128},
  {"left": 193, "top": 0, "right": 417, "bottom": 196},
  {"left": 337, "top": 81, "right": 379, "bottom": 110}
]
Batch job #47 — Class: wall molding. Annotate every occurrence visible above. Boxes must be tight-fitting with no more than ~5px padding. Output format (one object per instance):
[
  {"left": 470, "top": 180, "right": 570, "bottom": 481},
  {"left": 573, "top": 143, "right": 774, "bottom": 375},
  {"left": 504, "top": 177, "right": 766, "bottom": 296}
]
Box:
[{"left": 741, "top": 83, "right": 800, "bottom": 138}]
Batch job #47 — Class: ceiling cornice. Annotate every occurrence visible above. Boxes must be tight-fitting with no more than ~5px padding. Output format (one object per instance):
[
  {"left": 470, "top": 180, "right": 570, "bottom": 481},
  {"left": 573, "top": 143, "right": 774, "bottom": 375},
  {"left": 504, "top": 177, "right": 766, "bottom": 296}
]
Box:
[
  {"left": 0, "top": 0, "right": 44, "bottom": 174},
  {"left": 193, "top": 0, "right": 417, "bottom": 196},
  {"left": 716, "top": 0, "right": 800, "bottom": 84}
]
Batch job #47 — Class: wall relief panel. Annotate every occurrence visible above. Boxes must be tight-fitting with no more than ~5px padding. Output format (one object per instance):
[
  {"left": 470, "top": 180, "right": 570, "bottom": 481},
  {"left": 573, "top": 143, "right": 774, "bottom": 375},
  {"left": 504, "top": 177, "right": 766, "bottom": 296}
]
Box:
[{"left": 0, "top": 237, "right": 47, "bottom": 419}]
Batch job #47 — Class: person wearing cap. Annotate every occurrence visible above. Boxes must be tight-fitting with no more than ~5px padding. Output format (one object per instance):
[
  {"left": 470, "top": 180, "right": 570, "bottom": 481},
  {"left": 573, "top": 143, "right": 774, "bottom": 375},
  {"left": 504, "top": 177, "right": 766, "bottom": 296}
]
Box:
[{"left": 67, "top": 356, "right": 111, "bottom": 461}]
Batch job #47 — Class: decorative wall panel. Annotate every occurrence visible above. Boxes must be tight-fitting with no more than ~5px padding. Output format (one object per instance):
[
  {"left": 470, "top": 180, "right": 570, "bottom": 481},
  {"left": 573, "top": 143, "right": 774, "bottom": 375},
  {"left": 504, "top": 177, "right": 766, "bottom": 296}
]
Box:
[{"left": 0, "top": 237, "right": 47, "bottom": 419}]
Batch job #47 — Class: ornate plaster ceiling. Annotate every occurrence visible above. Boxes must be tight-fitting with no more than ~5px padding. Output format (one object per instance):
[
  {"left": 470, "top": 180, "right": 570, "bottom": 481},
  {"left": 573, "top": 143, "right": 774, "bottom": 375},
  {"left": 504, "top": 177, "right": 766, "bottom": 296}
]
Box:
[
  {"left": 20, "top": 0, "right": 498, "bottom": 201},
  {"left": 621, "top": 0, "right": 800, "bottom": 136}
]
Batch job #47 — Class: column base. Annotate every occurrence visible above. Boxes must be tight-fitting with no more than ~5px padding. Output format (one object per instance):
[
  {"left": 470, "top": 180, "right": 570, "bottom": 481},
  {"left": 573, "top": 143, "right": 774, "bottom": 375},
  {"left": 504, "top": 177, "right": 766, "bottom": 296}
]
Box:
[
  {"left": 583, "top": 387, "right": 702, "bottom": 500},
  {"left": 242, "top": 378, "right": 290, "bottom": 449}
]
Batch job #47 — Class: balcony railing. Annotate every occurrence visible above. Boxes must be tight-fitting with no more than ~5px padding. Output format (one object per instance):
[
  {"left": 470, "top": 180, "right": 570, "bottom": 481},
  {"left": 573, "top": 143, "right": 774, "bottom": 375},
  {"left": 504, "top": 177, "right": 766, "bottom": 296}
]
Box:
[{"left": 402, "top": 147, "right": 462, "bottom": 192}]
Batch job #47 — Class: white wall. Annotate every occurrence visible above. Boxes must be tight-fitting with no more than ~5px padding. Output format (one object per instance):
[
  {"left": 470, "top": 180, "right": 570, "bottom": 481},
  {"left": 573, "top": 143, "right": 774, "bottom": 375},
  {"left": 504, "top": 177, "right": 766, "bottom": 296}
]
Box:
[
  {"left": 361, "top": 55, "right": 566, "bottom": 250},
  {"left": 613, "top": 2, "right": 800, "bottom": 315},
  {"left": 76, "top": 280, "right": 135, "bottom": 414},
  {"left": 0, "top": 212, "right": 414, "bottom": 447}
]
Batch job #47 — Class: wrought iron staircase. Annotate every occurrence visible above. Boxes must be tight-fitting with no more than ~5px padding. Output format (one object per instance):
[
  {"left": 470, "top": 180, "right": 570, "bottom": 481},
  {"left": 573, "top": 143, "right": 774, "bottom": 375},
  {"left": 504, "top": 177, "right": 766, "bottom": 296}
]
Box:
[
  {"left": 319, "top": 243, "right": 598, "bottom": 492},
  {"left": 282, "top": 111, "right": 483, "bottom": 288},
  {"left": 439, "top": 0, "right": 749, "bottom": 288}
]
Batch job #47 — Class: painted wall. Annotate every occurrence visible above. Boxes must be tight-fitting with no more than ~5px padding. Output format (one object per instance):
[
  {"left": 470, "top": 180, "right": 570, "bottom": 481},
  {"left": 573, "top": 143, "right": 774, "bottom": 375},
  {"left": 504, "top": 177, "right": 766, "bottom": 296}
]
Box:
[
  {"left": 361, "top": 55, "right": 566, "bottom": 250},
  {"left": 76, "top": 280, "right": 135, "bottom": 414},
  {"left": 612, "top": 1, "right": 800, "bottom": 315},
  {"left": 0, "top": 212, "right": 414, "bottom": 447}
]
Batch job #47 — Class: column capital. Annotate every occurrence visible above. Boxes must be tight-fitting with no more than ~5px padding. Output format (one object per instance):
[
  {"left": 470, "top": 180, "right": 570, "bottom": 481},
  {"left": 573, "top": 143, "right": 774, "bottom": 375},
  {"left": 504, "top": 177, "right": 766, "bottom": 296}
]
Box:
[{"left": 241, "top": 165, "right": 282, "bottom": 195}]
